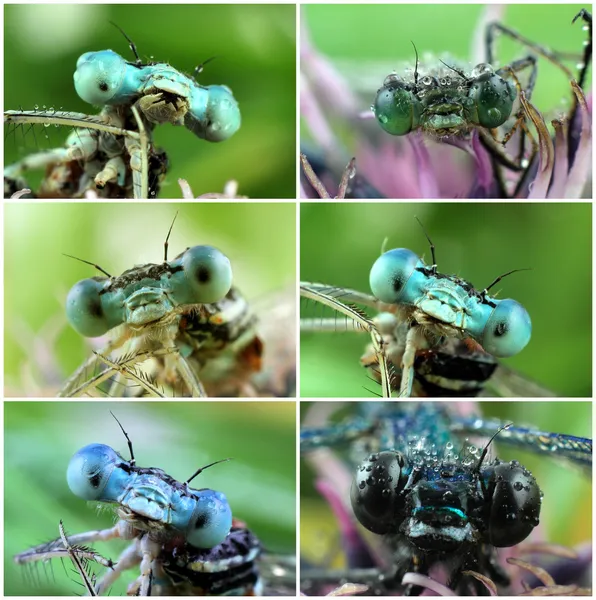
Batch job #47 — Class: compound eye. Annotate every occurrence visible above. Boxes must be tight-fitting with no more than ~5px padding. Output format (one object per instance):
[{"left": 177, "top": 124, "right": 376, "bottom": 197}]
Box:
[
  {"left": 66, "top": 444, "right": 119, "bottom": 501},
  {"left": 201, "top": 85, "right": 241, "bottom": 142},
  {"left": 481, "top": 299, "right": 531, "bottom": 357},
  {"left": 74, "top": 50, "right": 127, "bottom": 105},
  {"left": 469, "top": 74, "right": 516, "bottom": 129},
  {"left": 66, "top": 277, "right": 113, "bottom": 338},
  {"left": 485, "top": 462, "right": 541, "bottom": 547},
  {"left": 369, "top": 248, "right": 423, "bottom": 304},
  {"left": 181, "top": 246, "right": 233, "bottom": 304},
  {"left": 187, "top": 490, "right": 232, "bottom": 548},
  {"left": 350, "top": 451, "right": 408, "bottom": 535},
  {"left": 374, "top": 83, "right": 421, "bottom": 136}
]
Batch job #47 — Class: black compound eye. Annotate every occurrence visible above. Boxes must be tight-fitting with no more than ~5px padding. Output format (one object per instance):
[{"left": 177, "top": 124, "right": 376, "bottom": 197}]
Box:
[
  {"left": 485, "top": 461, "right": 542, "bottom": 547},
  {"left": 350, "top": 450, "right": 408, "bottom": 535}
]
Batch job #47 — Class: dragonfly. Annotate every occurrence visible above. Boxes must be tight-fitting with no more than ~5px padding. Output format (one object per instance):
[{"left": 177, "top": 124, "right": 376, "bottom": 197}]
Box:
[
  {"left": 4, "top": 25, "right": 240, "bottom": 199},
  {"left": 300, "top": 220, "right": 550, "bottom": 399},
  {"left": 300, "top": 7, "right": 592, "bottom": 199},
  {"left": 14, "top": 416, "right": 296, "bottom": 596},
  {"left": 58, "top": 217, "right": 292, "bottom": 398},
  {"left": 300, "top": 401, "right": 592, "bottom": 596}
]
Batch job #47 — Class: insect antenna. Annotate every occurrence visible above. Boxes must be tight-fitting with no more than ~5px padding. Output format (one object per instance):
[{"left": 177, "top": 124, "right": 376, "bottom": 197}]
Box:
[
  {"left": 472, "top": 422, "right": 512, "bottom": 475},
  {"left": 482, "top": 267, "right": 531, "bottom": 296},
  {"left": 110, "top": 21, "right": 142, "bottom": 66},
  {"left": 186, "top": 457, "right": 231, "bottom": 485},
  {"left": 438, "top": 59, "right": 469, "bottom": 80},
  {"left": 110, "top": 411, "right": 135, "bottom": 465},
  {"left": 194, "top": 56, "right": 218, "bottom": 78},
  {"left": 62, "top": 254, "right": 112, "bottom": 278},
  {"left": 163, "top": 211, "right": 179, "bottom": 262},
  {"left": 414, "top": 216, "right": 437, "bottom": 271},
  {"left": 410, "top": 41, "right": 420, "bottom": 88}
]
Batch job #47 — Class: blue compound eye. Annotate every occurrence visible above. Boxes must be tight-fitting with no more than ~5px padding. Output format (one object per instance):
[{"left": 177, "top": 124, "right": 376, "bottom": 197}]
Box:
[
  {"left": 369, "top": 248, "right": 424, "bottom": 304},
  {"left": 74, "top": 50, "right": 127, "bottom": 105},
  {"left": 480, "top": 299, "right": 531, "bottom": 357},
  {"left": 66, "top": 444, "right": 119, "bottom": 501},
  {"left": 186, "top": 491, "right": 232, "bottom": 548},
  {"left": 180, "top": 246, "right": 233, "bottom": 304},
  {"left": 66, "top": 277, "right": 113, "bottom": 338}
]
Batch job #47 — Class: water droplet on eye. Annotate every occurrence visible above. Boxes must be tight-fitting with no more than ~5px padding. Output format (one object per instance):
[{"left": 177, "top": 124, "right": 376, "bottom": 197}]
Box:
[
  {"left": 576, "top": 62, "right": 585, "bottom": 70},
  {"left": 42, "top": 105, "right": 46, "bottom": 109}
]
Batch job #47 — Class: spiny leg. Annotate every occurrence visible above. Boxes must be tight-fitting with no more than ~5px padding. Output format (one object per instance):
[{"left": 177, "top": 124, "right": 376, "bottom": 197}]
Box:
[
  {"left": 301, "top": 283, "right": 392, "bottom": 397},
  {"left": 58, "top": 337, "right": 129, "bottom": 397}
]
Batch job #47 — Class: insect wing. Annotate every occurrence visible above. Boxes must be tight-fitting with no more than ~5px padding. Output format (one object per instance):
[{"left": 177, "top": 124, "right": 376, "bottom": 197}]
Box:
[{"left": 450, "top": 415, "right": 592, "bottom": 475}]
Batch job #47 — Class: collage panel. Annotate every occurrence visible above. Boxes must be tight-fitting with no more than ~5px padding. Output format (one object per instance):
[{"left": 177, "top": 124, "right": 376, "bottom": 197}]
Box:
[
  {"left": 300, "top": 400, "right": 591, "bottom": 595},
  {"left": 5, "top": 3, "right": 296, "bottom": 199},
  {"left": 6, "top": 401, "right": 296, "bottom": 595},
  {"left": 300, "top": 202, "right": 591, "bottom": 398},
  {"left": 300, "top": 3, "right": 591, "bottom": 199},
  {"left": 5, "top": 203, "right": 296, "bottom": 398}
]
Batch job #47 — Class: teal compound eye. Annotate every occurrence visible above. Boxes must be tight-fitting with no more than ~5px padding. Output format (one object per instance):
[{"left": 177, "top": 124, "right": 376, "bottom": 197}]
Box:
[
  {"left": 185, "top": 490, "right": 233, "bottom": 549},
  {"left": 480, "top": 299, "right": 531, "bottom": 358},
  {"left": 172, "top": 245, "right": 233, "bottom": 305},
  {"left": 369, "top": 248, "right": 426, "bottom": 305},
  {"left": 468, "top": 68, "right": 516, "bottom": 129},
  {"left": 66, "top": 443, "right": 120, "bottom": 501},
  {"left": 373, "top": 79, "right": 422, "bottom": 136},
  {"left": 66, "top": 277, "right": 122, "bottom": 338},
  {"left": 74, "top": 50, "right": 128, "bottom": 105},
  {"left": 187, "top": 85, "right": 241, "bottom": 142}
]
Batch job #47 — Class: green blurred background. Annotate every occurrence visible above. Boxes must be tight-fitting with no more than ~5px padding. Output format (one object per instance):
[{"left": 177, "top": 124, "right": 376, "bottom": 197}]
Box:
[
  {"left": 4, "top": 203, "right": 296, "bottom": 396},
  {"left": 301, "top": 202, "right": 591, "bottom": 397},
  {"left": 304, "top": 3, "right": 591, "bottom": 123},
  {"left": 5, "top": 401, "right": 296, "bottom": 595},
  {"left": 301, "top": 401, "right": 591, "bottom": 569},
  {"left": 5, "top": 4, "right": 296, "bottom": 198}
]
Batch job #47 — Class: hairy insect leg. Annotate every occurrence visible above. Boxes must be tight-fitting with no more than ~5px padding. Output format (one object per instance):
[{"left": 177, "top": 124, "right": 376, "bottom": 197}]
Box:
[
  {"left": 15, "top": 524, "right": 122, "bottom": 566},
  {"left": 58, "top": 334, "right": 130, "bottom": 397},
  {"left": 301, "top": 283, "right": 392, "bottom": 397}
]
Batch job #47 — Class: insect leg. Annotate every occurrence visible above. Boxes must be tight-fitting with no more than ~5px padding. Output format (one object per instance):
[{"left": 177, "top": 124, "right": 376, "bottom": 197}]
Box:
[
  {"left": 57, "top": 334, "right": 130, "bottom": 397},
  {"left": 301, "top": 283, "right": 392, "bottom": 397},
  {"left": 95, "top": 540, "right": 143, "bottom": 595},
  {"left": 126, "top": 105, "right": 150, "bottom": 199},
  {"left": 399, "top": 325, "right": 426, "bottom": 398}
]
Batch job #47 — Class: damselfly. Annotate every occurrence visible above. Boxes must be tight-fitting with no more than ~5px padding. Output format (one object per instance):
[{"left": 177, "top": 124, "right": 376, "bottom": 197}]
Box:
[
  {"left": 300, "top": 401, "right": 592, "bottom": 595},
  {"left": 300, "top": 203, "right": 591, "bottom": 398},
  {"left": 5, "top": 21, "right": 239, "bottom": 199},
  {"left": 301, "top": 5, "right": 592, "bottom": 199},
  {"left": 7, "top": 403, "right": 296, "bottom": 595},
  {"left": 5, "top": 204, "right": 297, "bottom": 398}
]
